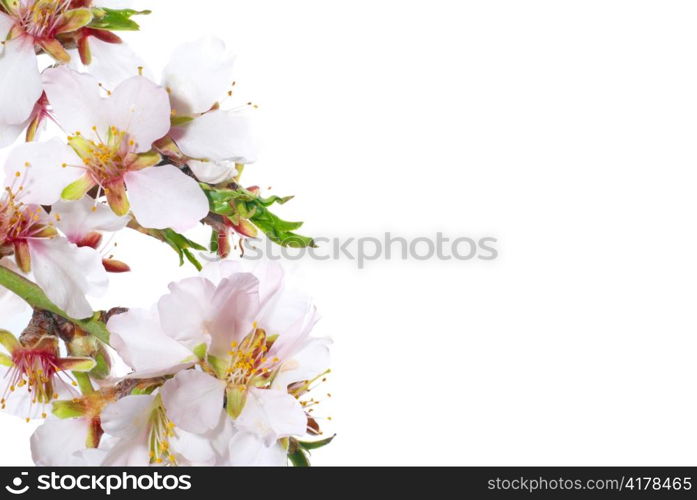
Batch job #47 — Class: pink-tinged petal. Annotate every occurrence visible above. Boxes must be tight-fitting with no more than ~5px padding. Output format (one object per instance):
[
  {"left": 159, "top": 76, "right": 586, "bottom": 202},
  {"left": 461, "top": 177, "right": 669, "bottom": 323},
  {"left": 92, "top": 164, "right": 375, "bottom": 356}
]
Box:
[
  {"left": 107, "top": 307, "right": 195, "bottom": 377},
  {"left": 4, "top": 139, "right": 83, "bottom": 205},
  {"left": 157, "top": 277, "right": 216, "bottom": 348},
  {"left": 235, "top": 388, "right": 307, "bottom": 446},
  {"left": 169, "top": 428, "right": 218, "bottom": 465},
  {"left": 52, "top": 198, "right": 128, "bottom": 244},
  {"left": 160, "top": 370, "right": 226, "bottom": 434},
  {"left": 101, "top": 434, "right": 150, "bottom": 466},
  {"left": 0, "top": 119, "right": 25, "bottom": 148},
  {"left": 107, "top": 76, "right": 170, "bottom": 152},
  {"left": 272, "top": 337, "right": 332, "bottom": 391},
  {"left": 28, "top": 237, "right": 108, "bottom": 319},
  {"left": 0, "top": 35, "right": 42, "bottom": 125},
  {"left": 199, "top": 260, "right": 244, "bottom": 286},
  {"left": 70, "top": 38, "right": 153, "bottom": 90},
  {"left": 100, "top": 394, "right": 155, "bottom": 438},
  {"left": 124, "top": 165, "right": 209, "bottom": 231},
  {"left": 31, "top": 418, "right": 90, "bottom": 466},
  {"left": 187, "top": 159, "right": 236, "bottom": 184},
  {"left": 42, "top": 66, "right": 105, "bottom": 139},
  {"left": 0, "top": 12, "right": 13, "bottom": 39},
  {"left": 207, "top": 273, "right": 261, "bottom": 358},
  {"left": 172, "top": 109, "right": 257, "bottom": 163},
  {"left": 163, "top": 37, "right": 236, "bottom": 115},
  {"left": 227, "top": 432, "right": 288, "bottom": 466}
]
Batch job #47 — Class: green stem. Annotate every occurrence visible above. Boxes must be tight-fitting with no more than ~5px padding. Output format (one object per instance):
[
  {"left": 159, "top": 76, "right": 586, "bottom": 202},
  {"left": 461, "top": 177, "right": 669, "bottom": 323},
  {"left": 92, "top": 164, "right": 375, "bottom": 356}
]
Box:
[{"left": 0, "top": 265, "right": 110, "bottom": 344}]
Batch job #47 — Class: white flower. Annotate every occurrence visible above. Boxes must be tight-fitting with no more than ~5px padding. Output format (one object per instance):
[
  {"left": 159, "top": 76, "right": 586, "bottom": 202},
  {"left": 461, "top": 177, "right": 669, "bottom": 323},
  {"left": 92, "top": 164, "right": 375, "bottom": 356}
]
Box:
[
  {"left": 0, "top": 329, "right": 95, "bottom": 420},
  {"left": 79, "top": 37, "right": 258, "bottom": 184},
  {"left": 107, "top": 262, "right": 331, "bottom": 463},
  {"left": 1, "top": 140, "right": 108, "bottom": 318},
  {"left": 34, "top": 66, "right": 209, "bottom": 231}
]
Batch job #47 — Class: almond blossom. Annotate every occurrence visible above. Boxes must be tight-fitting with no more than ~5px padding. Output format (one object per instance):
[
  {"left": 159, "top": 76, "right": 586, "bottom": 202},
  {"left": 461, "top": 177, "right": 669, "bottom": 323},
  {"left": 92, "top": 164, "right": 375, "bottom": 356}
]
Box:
[
  {"left": 38, "top": 65, "right": 209, "bottom": 231},
  {"left": 106, "top": 262, "right": 331, "bottom": 464},
  {"left": 77, "top": 36, "right": 258, "bottom": 184},
  {"left": 0, "top": 324, "right": 95, "bottom": 420}
]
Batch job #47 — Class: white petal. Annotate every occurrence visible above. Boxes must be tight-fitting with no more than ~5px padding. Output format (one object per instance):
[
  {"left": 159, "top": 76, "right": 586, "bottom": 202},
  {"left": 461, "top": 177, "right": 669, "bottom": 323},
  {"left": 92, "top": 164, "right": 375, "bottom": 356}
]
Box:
[
  {"left": 4, "top": 139, "right": 83, "bottom": 205},
  {"left": 173, "top": 109, "right": 257, "bottom": 163},
  {"left": 272, "top": 337, "right": 332, "bottom": 391},
  {"left": 170, "top": 428, "right": 218, "bottom": 465},
  {"left": 199, "top": 260, "right": 243, "bottom": 286},
  {"left": 163, "top": 37, "right": 236, "bottom": 115},
  {"left": 227, "top": 432, "right": 287, "bottom": 466},
  {"left": 53, "top": 198, "right": 128, "bottom": 243},
  {"left": 31, "top": 418, "right": 89, "bottom": 466},
  {"left": 100, "top": 394, "right": 155, "bottom": 438},
  {"left": 236, "top": 388, "right": 307, "bottom": 445},
  {"left": 0, "top": 35, "right": 42, "bottom": 125},
  {"left": 201, "top": 261, "right": 283, "bottom": 309},
  {"left": 160, "top": 370, "right": 226, "bottom": 434},
  {"left": 42, "top": 66, "right": 106, "bottom": 139},
  {"left": 73, "top": 38, "right": 152, "bottom": 91},
  {"left": 157, "top": 277, "right": 216, "bottom": 349},
  {"left": 107, "top": 76, "right": 171, "bottom": 152},
  {"left": 188, "top": 159, "right": 236, "bottom": 184},
  {"left": 100, "top": 432, "right": 150, "bottom": 466},
  {"left": 0, "top": 12, "right": 13, "bottom": 39},
  {"left": 207, "top": 273, "right": 260, "bottom": 358},
  {"left": 0, "top": 119, "right": 25, "bottom": 148},
  {"left": 107, "top": 307, "right": 195, "bottom": 377},
  {"left": 28, "top": 237, "right": 108, "bottom": 319},
  {"left": 124, "top": 165, "right": 209, "bottom": 231}
]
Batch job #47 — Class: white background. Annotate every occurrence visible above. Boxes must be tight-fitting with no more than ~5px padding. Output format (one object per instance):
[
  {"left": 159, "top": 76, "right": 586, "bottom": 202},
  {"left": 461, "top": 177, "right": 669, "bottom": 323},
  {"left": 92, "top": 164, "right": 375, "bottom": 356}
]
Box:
[{"left": 2, "top": 0, "right": 697, "bottom": 465}]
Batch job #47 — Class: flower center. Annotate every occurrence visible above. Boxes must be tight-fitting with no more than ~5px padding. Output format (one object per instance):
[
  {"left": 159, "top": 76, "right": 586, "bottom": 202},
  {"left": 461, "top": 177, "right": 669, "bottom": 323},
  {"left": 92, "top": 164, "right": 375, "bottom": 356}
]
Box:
[
  {"left": 224, "top": 326, "right": 279, "bottom": 388},
  {"left": 68, "top": 127, "right": 137, "bottom": 187},
  {"left": 148, "top": 395, "right": 177, "bottom": 465},
  {"left": 17, "top": 0, "right": 71, "bottom": 39},
  {"left": 0, "top": 186, "right": 48, "bottom": 247},
  {"left": 1, "top": 345, "right": 60, "bottom": 415}
]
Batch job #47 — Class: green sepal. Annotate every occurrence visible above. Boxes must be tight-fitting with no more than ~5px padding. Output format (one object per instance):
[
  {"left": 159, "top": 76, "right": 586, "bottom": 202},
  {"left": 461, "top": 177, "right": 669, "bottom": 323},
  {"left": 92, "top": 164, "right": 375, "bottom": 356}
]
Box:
[
  {"left": 226, "top": 385, "right": 248, "bottom": 419},
  {"left": 89, "top": 8, "right": 151, "bottom": 31},
  {"left": 248, "top": 204, "right": 315, "bottom": 248},
  {"left": 0, "top": 329, "right": 19, "bottom": 355},
  {"left": 288, "top": 447, "right": 310, "bottom": 467},
  {"left": 299, "top": 434, "right": 336, "bottom": 450},
  {"left": 52, "top": 399, "right": 88, "bottom": 419},
  {"left": 171, "top": 115, "right": 194, "bottom": 127},
  {"left": 206, "top": 354, "right": 227, "bottom": 379},
  {"left": 193, "top": 343, "right": 207, "bottom": 360},
  {"left": 0, "top": 353, "right": 12, "bottom": 367}
]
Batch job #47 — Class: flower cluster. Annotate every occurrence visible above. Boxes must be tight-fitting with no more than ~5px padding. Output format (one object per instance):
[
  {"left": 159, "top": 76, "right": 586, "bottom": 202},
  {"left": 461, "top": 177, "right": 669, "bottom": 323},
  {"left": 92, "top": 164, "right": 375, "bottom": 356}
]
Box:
[{"left": 0, "top": 1, "right": 331, "bottom": 466}]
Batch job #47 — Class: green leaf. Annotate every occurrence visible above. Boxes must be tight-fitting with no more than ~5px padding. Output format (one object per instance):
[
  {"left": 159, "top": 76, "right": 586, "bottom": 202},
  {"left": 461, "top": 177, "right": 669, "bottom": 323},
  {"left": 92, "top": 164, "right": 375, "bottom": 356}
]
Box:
[
  {"left": 299, "top": 434, "right": 336, "bottom": 451},
  {"left": 248, "top": 204, "right": 315, "bottom": 248},
  {"left": 89, "top": 8, "right": 151, "bottom": 31},
  {"left": 288, "top": 447, "right": 310, "bottom": 467},
  {"left": 160, "top": 228, "right": 206, "bottom": 270}
]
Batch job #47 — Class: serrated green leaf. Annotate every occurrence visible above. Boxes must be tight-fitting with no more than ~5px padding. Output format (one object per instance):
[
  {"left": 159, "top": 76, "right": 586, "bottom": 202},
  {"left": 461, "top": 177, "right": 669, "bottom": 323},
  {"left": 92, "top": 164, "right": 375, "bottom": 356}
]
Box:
[
  {"left": 248, "top": 204, "right": 315, "bottom": 248},
  {"left": 299, "top": 434, "right": 336, "bottom": 450},
  {"left": 160, "top": 228, "right": 205, "bottom": 269},
  {"left": 89, "top": 8, "right": 150, "bottom": 31}
]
